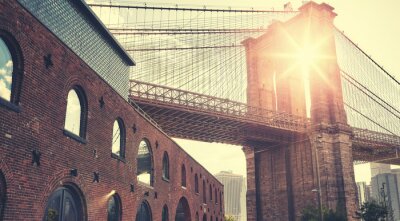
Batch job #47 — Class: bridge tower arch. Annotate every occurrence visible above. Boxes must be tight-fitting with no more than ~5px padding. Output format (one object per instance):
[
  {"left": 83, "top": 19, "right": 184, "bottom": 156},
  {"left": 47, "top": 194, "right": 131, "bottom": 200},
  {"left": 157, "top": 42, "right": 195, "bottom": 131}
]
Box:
[{"left": 242, "top": 2, "right": 357, "bottom": 221}]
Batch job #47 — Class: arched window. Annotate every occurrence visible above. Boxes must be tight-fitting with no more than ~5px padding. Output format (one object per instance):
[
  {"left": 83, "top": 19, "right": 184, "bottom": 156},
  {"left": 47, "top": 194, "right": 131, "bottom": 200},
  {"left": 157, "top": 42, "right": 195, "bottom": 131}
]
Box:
[
  {"left": 210, "top": 216, "right": 213, "bottom": 221},
  {"left": 202, "top": 214, "right": 207, "bottom": 221},
  {"left": 64, "top": 86, "right": 87, "bottom": 139},
  {"left": 202, "top": 180, "right": 206, "bottom": 203},
  {"left": 162, "top": 205, "right": 168, "bottom": 221},
  {"left": 43, "top": 186, "right": 84, "bottom": 221},
  {"left": 181, "top": 165, "right": 186, "bottom": 187},
  {"left": 107, "top": 194, "right": 121, "bottom": 221},
  {"left": 209, "top": 184, "right": 212, "bottom": 201},
  {"left": 135, "top": 201, "right": 152, "bottom": 221},
  {"left": 162, "top": 152, "right": 169, "bottom": 181},
  {"left": 0, "top": 31, "right": 23, "bottom": 110},
  {"left": 0, "top": 172, "right": 6, "bottom": 220},
  {"left": 215, "top": 190, "right": 217, "bottom": 204},
  {"left": 137, "top": 139, "right": 153, "bottom": 186},
  {"left": 194, "top": 174, "right": 199, "bottom": 193},
  {"left": 175, "top": 197, "right": 191, "bottom": 221},
  {"left": 112, "top": 118, "right": 125, "bottom": 159},
  {"left": 195, "top": 212, "right": 199, "bottom": 221}
]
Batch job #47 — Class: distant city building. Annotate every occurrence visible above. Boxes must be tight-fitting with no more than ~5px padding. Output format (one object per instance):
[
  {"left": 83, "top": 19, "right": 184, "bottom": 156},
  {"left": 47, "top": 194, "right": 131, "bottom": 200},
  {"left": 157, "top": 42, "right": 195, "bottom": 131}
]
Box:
[
  {"left": 391, "top": 168, "right": 400, "bottom": 203},
  {"left": 371, "top": 162, "right": 391, "bottom": 177},
  {"left": 371, "top": 173, "right": 400, "bottom": 221},
  {"left": 215, "top": 171, "right": 246, "bottom": 221},
  {"left": 356, "top": 182, "right": 370, "bottom": 207}
]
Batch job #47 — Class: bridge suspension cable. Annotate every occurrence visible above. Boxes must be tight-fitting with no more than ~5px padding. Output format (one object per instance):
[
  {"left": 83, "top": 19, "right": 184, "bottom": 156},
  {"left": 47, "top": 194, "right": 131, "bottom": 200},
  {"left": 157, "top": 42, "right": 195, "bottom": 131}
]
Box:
[{"left": 88, "top": 1, "right": 297, "bottom": 102}]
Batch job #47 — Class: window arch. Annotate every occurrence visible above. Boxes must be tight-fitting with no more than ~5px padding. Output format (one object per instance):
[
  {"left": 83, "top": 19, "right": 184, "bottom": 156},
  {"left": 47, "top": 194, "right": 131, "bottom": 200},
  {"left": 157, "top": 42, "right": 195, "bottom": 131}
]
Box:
[
  {"left": 0, "top": 171, "right": 6, "bottom": 220},
  {"left": 162, "top": 205, "right": 168, "bottom": 221},
  {"left": 112, "top": 118, "right": 125, "bottom": 159},
  {"left": 181, "top": 165, "right": 186, "bottom": 187},
  {"left": 0, "top": 31, "right": 23, "bottom": 111},
  {"left": 162, "top": 152, "right": 169, "bottom": 181},
  {"left": 194, "top": 174, "right": 199, "bottom": 193},
  {"left": 64, "top": 86, "right": 88, "bottom": 139},
  {"left": 209, "top": 184, "right": 212, "bottom": 201},
  {"left": 202, "top": 180, "right": 206, "bottom": 203},
  {"left": 137, "top": 139, "right": 154, "bottom": 186},
  {"left": 107, "top": 194, "right": 122, "bottom": 221},
  {"left": 43, "top": 186, "right": 85, "bottom": 221},
  {"left": 175, "top": 197, "right": 191, "bottom": 221},
  {"left": 135, "top": 200, "right": 152, "bottom": 221}
]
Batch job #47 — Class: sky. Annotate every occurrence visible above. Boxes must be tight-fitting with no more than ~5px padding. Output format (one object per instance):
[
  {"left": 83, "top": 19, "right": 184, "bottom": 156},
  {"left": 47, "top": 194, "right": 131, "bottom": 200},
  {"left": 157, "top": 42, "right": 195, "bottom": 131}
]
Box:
[{"left": 90, "top": 0, "right": 400, "bottom": 184}]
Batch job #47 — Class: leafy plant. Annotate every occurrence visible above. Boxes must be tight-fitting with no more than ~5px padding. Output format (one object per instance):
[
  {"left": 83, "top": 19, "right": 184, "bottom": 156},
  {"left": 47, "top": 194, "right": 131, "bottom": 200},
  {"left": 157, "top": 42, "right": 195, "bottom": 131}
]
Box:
[
  {"left": 356, "top": 200, "right": 388, "bottom": 221},
  {"left": 224, "top": 215, "right": 236, "bottom": 221},
  {"left": 300, "top": 205, "right": 346, "bottom": 221}
]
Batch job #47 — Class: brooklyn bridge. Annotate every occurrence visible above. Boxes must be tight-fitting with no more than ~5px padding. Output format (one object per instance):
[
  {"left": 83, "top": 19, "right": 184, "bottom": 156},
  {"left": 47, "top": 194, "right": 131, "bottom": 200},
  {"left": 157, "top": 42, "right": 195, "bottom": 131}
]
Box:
[{"left": 84, "top": 1, "right": 400, "bottom": 220}]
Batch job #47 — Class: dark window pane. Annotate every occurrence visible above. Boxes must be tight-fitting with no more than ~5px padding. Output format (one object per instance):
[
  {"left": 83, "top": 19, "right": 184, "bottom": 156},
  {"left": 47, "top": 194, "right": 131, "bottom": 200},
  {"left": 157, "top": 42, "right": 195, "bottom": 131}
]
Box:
[
  {"left": 162, "top": 205, "right": 168, "bottom": 221},
  {"left": 43, "top": 188, "right": 82, "bottom": 221},
  {"left": 136, "top": 201, "right": 151, "bottom": 221},
  {"left": 43, "top": 191, "right": 62, "bottom": 221},
  {"left": 62, "top": 197, "right": 77, "bottom": 221},
  {"left": 108, "top": 195, "right": 120, "bottom": 221},
  {"left": 162, "top": 153, "right": 169, "bottom": 180}
]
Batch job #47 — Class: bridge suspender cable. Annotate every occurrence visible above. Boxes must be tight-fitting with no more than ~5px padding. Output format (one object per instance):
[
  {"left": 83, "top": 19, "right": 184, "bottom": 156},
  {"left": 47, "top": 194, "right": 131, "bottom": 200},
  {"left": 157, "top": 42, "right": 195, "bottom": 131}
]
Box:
[{"left": 336, "top": 27, "right": 400, "bottom": 86}]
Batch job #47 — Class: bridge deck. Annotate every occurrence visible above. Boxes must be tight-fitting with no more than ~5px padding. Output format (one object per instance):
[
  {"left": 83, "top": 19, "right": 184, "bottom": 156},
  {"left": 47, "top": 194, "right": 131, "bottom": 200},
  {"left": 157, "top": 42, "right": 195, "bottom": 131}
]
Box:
[{"left": 129, "top": 80, "right": 400, "bottom": 163}]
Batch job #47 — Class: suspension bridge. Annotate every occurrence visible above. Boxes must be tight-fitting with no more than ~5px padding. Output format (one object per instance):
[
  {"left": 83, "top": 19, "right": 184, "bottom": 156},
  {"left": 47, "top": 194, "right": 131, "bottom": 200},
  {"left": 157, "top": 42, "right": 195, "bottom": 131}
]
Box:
[{"left": 87, "top": 1, "right": 399, "bottom": 220}]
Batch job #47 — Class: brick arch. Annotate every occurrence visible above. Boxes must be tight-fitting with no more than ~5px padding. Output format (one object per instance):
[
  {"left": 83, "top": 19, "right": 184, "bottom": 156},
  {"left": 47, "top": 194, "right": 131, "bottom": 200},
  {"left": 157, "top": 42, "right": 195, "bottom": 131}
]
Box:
[
  {"left": 37, "top": 168, "right": 89, "bottom": 220},
  {"left": 169, "top": 193, "right": 195, "bottom": 221}
]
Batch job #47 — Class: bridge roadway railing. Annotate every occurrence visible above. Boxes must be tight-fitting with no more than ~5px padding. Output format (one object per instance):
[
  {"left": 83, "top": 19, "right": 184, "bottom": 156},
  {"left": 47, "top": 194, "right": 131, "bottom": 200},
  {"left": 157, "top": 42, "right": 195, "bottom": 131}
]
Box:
[
  {"left": 352, "top": 127, "right": 400, "bottom": 147},
  {"left": 129, "top": 80, "right": 308, "bottom": 133}
]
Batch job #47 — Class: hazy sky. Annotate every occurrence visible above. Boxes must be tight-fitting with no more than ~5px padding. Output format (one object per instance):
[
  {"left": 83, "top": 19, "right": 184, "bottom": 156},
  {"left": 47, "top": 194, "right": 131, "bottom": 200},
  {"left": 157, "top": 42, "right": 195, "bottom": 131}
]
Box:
[{"left": 170, "top": 0, "right": 400, "bottom": 184}]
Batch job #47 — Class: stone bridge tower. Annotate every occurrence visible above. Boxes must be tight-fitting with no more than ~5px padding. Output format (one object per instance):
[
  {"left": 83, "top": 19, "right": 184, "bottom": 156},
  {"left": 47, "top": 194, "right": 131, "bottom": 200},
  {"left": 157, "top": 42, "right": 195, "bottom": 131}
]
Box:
[{"left": 242, "top": 2, "right": 358, "bottom": 221}]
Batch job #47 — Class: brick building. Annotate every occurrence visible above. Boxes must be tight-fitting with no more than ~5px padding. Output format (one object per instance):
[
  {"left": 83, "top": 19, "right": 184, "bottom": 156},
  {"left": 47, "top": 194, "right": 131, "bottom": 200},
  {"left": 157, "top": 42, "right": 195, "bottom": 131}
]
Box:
[{"left": 0, "top": 0, "right": 223, "bottom": 220}]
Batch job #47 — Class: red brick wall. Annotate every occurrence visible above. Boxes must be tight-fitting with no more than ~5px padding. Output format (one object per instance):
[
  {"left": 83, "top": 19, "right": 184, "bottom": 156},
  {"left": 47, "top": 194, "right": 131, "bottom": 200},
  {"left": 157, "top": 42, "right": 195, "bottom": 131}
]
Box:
[{"left": 0, "top": 1, "right": 224, "bottom": 220}]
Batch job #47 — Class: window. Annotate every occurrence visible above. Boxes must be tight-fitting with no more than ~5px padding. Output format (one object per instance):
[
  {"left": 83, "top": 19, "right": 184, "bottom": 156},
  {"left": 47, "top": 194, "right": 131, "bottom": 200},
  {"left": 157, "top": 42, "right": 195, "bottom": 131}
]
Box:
[
  {"left": 0, "top": 32, "right": 23, "bottom": 111},
  {"left": 137, "top": 139, "right": 153, "bottom": 186},
  {"left": 175, "top": 197, "right": 191, "bottom": 221},
  {"left": 0, "top": 172, "right": 5, "bottom": 220},
  {"left": 162, "top": 152, "right": 169, "bottom": 181},
  {"left": 203, "top": 180, "right": 206, "bottom": 203},
  {"left": 195, "top": 212, "right": 199, "bottom": 221},
  {"left": 112, "top": 118, "right": 125, "bottom": 159},
  {"left": 215, "top": 190, "right": 217, "bottom": 204},
  {"left": 220, "top": 192, "right": 222, "bottom": 212},
  {"left": 162, "top": 205, "right": 168, "bottom": 221},
  {"left": 135, "top": 201, "right": 152, "bottom": 221},
  {"left": 202, "top": 214, "right": 207, "bottom": 221},
  {"left": 107, "top": 194, "right": 121, "bottom": 221},
  {"left": 0, "top": 38, "right": 13, "bottom": 102},
  {"left": 43, "top": 186, "right": 84, "bottom": 221},
  {"left": 209, "top": 184, "right": 212, "bottom": 201},
  {"left": 181, "top": 165, "right": 186, "bottom": 187},
  {"left": 194, "top": 174, "right": 199, "bottom": 193},
  {"left": 64, "top": 86, "right": 87, "bottom": 141}
]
